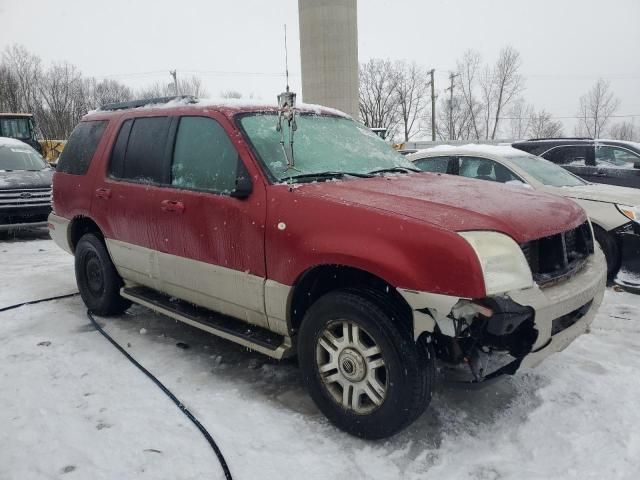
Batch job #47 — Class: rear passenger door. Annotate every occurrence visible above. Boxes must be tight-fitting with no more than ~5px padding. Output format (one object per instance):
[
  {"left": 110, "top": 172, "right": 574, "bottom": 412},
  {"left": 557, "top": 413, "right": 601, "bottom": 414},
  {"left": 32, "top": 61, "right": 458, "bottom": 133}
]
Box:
[
  {"left": 92, "top": 115, "right": 174, "bottom": 290},
  {"left": 153, "top": 114, "right": 269, "bottom": 328}
]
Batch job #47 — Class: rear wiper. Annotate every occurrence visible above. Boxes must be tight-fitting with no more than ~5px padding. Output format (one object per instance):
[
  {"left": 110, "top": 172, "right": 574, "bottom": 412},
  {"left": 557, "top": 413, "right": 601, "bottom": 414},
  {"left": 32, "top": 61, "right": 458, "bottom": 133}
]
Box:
[
  {"left": 285, "top": 171, "right": 374, "bottom": 183},
  {"left": 368, "top": 167, "right": 421, "bottom": 175}
]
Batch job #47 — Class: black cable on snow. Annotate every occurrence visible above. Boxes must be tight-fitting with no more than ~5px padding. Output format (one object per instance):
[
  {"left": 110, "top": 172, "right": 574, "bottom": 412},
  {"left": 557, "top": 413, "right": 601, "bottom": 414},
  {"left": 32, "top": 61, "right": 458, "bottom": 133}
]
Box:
[
  {"left": 86, "top": 310, "right": 233, "bottom": 480},
  {"left": 1, "top": 293, "right": 233, "bottom": 479},
  {"left": 0, "top": 292, "right": 80, "bottom": 313}
]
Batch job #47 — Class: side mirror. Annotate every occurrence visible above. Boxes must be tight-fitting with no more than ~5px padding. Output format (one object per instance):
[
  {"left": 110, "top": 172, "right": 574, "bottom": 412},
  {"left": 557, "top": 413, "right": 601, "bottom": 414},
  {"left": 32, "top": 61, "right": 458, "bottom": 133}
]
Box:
[{"left": 230, "top": 173, "right": 253, "bottom": 199}]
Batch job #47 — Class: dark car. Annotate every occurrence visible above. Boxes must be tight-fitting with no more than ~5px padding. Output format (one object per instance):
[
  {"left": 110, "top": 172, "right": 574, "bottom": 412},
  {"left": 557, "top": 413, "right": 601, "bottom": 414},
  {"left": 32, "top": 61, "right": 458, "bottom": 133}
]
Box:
[
  {"left": 512, "top": 138, "right": 640, "bottom": 189},
  {"left": 0, "top": 137, "right": 52, "bottom": 234}
]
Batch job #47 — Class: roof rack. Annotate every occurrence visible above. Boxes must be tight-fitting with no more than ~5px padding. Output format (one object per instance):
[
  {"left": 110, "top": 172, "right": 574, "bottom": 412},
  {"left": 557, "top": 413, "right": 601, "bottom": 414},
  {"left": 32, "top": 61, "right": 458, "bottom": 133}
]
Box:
[
  {"left": 98, "top": 96, "right": 198, "bottom": 112},
  {"left": 526, "top": 136, "right": 593, "bottom": 141}
]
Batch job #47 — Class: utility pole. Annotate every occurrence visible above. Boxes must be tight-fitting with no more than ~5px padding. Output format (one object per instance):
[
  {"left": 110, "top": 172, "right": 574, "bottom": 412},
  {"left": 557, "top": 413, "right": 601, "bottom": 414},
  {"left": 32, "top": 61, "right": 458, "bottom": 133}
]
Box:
[
  {"left": 445, "top": 72, "right": 460, "bottom": 140},
  {"left": 169, "top": 70, "right": 179, "bottom": 95},
  {"left": 429, "top": 69, "right": 436, "bottom": 141}
]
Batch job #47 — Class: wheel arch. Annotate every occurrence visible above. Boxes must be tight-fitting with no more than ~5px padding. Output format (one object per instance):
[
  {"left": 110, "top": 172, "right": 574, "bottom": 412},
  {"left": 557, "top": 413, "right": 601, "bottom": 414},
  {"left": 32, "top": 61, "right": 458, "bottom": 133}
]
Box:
[
  {"left": 288, "top": 264, "right": 414, "bottom": 336},
  {"left": 68, "top": 216, "right": 104, "bottom": 253}
]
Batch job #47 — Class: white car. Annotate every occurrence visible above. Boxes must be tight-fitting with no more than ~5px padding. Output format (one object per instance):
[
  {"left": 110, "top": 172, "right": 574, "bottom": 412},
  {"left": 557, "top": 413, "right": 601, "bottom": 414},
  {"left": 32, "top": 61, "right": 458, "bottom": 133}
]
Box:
[{"left": 408, "top": 145, "right": 640, "bottom": 291}]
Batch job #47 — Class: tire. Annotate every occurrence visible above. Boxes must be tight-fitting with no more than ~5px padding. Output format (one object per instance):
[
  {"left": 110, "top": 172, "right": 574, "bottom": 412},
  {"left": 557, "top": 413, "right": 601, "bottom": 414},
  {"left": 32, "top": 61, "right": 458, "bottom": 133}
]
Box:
[
  {"left": 593, "top": 226, "right": 620, "bottom": 283},
  {"left": 75, "top": 233, "right": 130, "bottom": 316},
  {"left": 298, "top": 289, "right": 434, "bottom": 439}
]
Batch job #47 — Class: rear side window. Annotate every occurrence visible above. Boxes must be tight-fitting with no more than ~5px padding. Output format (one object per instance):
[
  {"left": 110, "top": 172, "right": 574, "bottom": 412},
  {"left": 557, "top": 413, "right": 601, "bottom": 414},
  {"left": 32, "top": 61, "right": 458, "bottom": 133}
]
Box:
[
  {"left": 171, "top": 116, "right": 239, "bottom": 193},
  {"left": 414, "top": 156, "right": 450, "bottom": 173},
  {"left": 57, "top": 121, "right": 108, "bottom": 175},
  {"left": 109, "top": 117, "right": 171, "bottom": 184},
  {"left": 544, "top": 146, "right": 592, "bottom": 166}
]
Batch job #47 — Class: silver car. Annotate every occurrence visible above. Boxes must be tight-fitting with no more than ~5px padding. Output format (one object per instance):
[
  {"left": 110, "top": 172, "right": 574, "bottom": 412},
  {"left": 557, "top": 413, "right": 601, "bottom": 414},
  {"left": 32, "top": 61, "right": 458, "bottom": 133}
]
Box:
[{"left": 408, "top": 145, "right": 640, "bottom": 292}]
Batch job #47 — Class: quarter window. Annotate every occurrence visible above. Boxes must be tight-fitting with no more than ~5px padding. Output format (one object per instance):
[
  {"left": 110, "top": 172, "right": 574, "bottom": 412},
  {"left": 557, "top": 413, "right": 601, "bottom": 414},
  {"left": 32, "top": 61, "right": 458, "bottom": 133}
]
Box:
[
  {"left": 57, "top": 120, "right": 108, "bottom": 175},
  {"left": 171, "top": 116, "right": 239, "bottom": 193}
]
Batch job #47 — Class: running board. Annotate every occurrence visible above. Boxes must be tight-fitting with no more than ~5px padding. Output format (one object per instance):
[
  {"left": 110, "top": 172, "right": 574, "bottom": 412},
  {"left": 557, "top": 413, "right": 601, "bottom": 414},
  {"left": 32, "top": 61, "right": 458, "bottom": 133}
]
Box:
[{"left": 121, "top": 286, "right": 293, "bottom": 359}]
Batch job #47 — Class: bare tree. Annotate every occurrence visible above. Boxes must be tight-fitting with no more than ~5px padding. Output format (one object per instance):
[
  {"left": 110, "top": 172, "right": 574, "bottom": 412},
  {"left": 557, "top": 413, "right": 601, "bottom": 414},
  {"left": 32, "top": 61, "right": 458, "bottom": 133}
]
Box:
[
  {"left": 393, "top": 61, "right": 431, "bottom": 141},
  {"left": 508, "top": 99, "right": 534, "bottom": 139},
  {"left": 576, "top": 78, "right": 620, "bottom": 138},
  {"left": 457, "top": 50, "right": 483, "bottom": 139},
  {"left": 220, "top": 89, "right": 243, "bottom": 99},
  {"left": 179, "top": 75, "right": 208, "bottom": 97},
  {"left": 609, "top": 121, "right": 637, "bottom": 141},
  {"left": 1, "top": 44, "right": 42, "bottom": 113},
  {"left": 36, "top": 62, "right": 85, "bottom": 139},
  {"left": 480, "top": 46, "right": 524, "bottom": 139},
  {"left": 84, "top": 78, "right": 132, "bottom": 108},
  {"left": 529, "top": 110, "right": 564, "bottom": 138},
  {"left": 359, "top": 59, "right": 400, "bottom": 138}
]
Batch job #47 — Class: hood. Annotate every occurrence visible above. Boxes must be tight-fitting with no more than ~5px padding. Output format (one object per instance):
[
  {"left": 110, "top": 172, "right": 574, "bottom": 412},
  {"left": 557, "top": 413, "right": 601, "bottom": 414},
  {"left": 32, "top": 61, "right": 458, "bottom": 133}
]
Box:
[
  {"left": 547, "top": 183, "right": 640, "bottom": 207},
  {"left": 0, "top": 169, "right": 53, "bottom": 190},
  {"left": 293, "top": 173, "right": 586, "bottom": 244}
]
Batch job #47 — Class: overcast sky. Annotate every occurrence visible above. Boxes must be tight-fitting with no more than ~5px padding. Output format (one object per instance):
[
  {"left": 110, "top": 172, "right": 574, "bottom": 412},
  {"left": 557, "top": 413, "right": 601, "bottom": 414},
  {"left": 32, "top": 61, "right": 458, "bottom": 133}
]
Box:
[{"left": 1, "top": 0, "right": 639, "bottom": 133}]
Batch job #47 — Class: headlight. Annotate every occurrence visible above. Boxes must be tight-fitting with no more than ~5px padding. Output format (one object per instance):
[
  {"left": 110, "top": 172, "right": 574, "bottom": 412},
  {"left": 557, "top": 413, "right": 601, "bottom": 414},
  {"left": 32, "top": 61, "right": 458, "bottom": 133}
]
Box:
[
  {"left": 616, "top": 204, "right": 639, "bottom": 223},
  {"left": 459, "top": 231, "right": 533, "bottom": 295}
]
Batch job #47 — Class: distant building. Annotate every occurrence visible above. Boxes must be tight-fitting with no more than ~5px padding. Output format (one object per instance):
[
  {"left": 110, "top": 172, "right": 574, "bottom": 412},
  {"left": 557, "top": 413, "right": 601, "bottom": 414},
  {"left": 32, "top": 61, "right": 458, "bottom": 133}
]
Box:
[{"left": 298, "top": 0, "right": 359, "bottom": 119}]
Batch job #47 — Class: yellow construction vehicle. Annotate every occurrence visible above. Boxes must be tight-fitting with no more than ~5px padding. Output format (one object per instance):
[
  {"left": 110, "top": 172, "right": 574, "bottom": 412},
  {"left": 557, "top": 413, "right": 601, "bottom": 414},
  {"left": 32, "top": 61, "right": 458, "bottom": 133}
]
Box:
[{"left": 0, "top": 113, "right": 65, "bottom": 163}]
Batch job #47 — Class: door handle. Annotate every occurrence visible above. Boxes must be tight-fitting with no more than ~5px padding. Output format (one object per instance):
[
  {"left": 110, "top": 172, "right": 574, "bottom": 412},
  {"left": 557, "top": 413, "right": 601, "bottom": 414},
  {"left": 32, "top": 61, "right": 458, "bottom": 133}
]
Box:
[
  {"left": 160, "top": 200, "right": 185, "bottom": 213},
  {"left": 95, "top": 187, "right": 111, "bottom": 199}
]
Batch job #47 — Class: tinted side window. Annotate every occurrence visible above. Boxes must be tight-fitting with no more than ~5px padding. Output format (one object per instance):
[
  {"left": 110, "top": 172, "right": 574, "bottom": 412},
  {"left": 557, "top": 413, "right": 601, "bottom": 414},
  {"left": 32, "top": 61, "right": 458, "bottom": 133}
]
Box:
[
  {"left": 109, "top": 117, "right": 171, "bottom": 184},
  {"left": 414, "top": 156, "right": 449, "bottom": 173},
  {"left": 57, "top": 121, "right": 108, "bottom": 174},
  {"left": 544, "top": 146, "right": 591, "bottom": 166},
  {"left": 459, "top": 157, "right": 520, "bottom": 183},
  {"left": 171, "top": 116, "right": 239, "bottom": 193}
]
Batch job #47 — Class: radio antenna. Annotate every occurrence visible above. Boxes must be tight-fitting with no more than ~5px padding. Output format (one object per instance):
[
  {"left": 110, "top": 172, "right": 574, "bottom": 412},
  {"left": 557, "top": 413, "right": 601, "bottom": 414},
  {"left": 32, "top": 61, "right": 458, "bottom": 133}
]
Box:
[{"left": 284, "top": 24, "right": 290, "bottom": 92}]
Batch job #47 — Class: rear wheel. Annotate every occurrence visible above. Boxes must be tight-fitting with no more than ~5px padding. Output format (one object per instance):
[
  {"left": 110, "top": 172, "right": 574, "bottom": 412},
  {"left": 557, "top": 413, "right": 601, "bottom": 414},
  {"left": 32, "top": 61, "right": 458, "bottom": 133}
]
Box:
[
  {"left": 593, "top": 226, "right": 620, "bottom": 283},
  {"left": 298, "top": 289, "right": 434, "bottom": 439},
  {"left": 75, "top": 233, "right": 130, "bottom": 315}
]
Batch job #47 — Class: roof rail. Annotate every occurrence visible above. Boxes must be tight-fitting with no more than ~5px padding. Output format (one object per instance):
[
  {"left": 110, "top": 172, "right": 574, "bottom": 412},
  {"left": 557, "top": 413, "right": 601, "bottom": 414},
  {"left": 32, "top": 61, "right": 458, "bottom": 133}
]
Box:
[
  {"left": 525, "top": 136, "right": 593, "bottom": 142},
  {"left": 98, "top": 96, "right": 198, "bottom": 112}
]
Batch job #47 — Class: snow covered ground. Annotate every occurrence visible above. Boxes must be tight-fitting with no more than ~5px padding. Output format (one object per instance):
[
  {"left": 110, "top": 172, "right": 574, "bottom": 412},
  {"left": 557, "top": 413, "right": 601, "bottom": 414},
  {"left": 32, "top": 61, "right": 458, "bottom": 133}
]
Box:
[{"left": 1, "top": 231, "right": 639, "bottom": 480}]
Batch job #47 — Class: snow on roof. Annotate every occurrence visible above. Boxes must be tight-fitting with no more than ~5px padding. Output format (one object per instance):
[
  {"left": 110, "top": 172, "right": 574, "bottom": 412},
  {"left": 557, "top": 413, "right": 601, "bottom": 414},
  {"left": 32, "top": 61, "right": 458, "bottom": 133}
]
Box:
[
  {"left": 90, "top": 96, "right": 350, "bottom": 118},
  {"left": 414, "top": 143, "right": 530, "bottom": 157}
]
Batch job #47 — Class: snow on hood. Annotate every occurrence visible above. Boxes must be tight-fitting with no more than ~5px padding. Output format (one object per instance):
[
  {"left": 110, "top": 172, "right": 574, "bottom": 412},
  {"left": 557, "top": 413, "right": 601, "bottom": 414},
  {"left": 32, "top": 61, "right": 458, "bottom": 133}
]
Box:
[
  {"left": 554, "top": 183, "right": 640, "bottom": 207},
  {"left": 0, "top": 169, "right": 52, "bottom": 189},
  {"left": 292, "top": 173, "right": 586, "bottom": 244},
  {"left": 0, "top": 136, "right": 35, "bottom": 148}
]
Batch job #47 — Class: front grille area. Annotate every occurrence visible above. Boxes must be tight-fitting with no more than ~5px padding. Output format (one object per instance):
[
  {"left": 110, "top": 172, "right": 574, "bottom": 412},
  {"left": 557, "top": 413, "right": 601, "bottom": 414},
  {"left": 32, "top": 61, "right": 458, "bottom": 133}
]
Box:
[
  {"left": 0, "top": 188, "right": 52, "bottom": 208},
  {"left": 520, "top": 221, "right": 594, "bottom": 287}
]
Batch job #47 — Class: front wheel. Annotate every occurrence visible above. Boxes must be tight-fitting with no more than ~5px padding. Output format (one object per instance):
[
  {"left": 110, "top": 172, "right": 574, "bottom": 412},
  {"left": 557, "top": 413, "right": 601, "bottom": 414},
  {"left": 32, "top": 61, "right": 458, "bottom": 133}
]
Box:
[
  {"left": 75, "top": 233, "right": 130, "bottom": 316},
  {"left": 298, "top": 289, "right": 434, "bottom": 439}
]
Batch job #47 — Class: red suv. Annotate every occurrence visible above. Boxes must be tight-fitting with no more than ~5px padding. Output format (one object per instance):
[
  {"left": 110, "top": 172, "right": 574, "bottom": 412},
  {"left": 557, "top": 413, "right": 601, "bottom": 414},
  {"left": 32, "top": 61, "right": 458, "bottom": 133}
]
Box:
[{"left": 49, "top": 97, "right": 606, "bottom": 438}]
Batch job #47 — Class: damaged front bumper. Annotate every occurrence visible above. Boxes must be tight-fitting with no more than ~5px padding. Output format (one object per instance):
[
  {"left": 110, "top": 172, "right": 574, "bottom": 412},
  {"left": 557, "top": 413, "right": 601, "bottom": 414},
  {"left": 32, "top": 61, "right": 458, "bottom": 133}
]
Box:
[
  {"left": 612, "top": 223, "right": 640, "bottom": 293},
  {"left": 399, "top": 247, "right": 606, "bottom": 383}
]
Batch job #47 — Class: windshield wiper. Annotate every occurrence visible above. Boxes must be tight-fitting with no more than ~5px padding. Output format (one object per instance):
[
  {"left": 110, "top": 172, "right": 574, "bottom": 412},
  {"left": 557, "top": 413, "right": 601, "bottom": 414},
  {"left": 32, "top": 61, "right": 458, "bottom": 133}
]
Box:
[
  {"left": 285, "top": 171, "right": 374, "bottom": 183},
  {"left": 367, "top": 167, "right": 421, "bottom": 175}
]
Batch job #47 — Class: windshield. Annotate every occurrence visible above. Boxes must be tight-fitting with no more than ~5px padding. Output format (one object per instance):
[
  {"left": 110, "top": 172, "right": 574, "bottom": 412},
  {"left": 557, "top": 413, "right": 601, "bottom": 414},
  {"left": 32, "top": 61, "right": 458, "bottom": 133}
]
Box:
[
  {"left": 0, "top": 143, "right": 47, "bottom": 170},
  {"left": 508, "top": 154, "right": 586, "bottom": 187},
  {"left": 0, "top": 118, "right": 32, "bottom": 140},
  {"left": 239, "top": 113, "right": 414, "bottom": 182}
]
